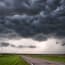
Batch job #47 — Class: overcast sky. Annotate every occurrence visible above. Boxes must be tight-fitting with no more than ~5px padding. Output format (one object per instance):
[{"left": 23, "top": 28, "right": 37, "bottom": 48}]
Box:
[
  {"left": 0, "top": 0, "right": 65, "bottom": 54},
  {"left": 0, "top": 37, "right": 65, "bottom": 54}
]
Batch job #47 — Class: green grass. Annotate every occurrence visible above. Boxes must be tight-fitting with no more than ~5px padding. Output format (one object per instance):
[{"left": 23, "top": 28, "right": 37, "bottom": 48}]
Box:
[
  {"left": 28, "top": 55, "right": 65, "bottom": 63},
  {"left": 0, "top": 55, "right": 29, "bottom": 65}
]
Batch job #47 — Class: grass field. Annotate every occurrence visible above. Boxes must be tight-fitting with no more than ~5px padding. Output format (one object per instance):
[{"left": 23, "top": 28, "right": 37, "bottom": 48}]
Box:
[
  {"left": 28, "top": 54, "right": 65, "bottom": 63},
  {"left": 0, "top": 55, "right": 29, "bottom": 65}
]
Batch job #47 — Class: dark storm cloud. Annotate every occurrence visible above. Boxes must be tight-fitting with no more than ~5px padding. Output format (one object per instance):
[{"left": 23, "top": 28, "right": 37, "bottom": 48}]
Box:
[
  {"left": 0, "top": 0, "right": 65, "bottom": 42},
  {"left": 32, "top": 33, "right": 48, "bottom": 41},
  {"left": 0, "top": 42, "right": 10, "bottom": 47},
  {"left": 0, "top": 0, "right": 62, "bottom": 15},
  {"left": 0, "top": 0, "right": 41, "bottom": 15}
]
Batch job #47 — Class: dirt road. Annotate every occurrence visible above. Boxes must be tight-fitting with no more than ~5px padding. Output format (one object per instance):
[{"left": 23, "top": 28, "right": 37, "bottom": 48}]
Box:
[{"left": 21, "top": 55, "right": 65, "bottom": 65}]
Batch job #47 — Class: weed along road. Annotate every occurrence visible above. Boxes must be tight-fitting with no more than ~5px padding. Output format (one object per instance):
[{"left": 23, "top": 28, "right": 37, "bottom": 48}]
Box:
[{"left": 21, "top": 55, "right": 65, "bottom": 65}]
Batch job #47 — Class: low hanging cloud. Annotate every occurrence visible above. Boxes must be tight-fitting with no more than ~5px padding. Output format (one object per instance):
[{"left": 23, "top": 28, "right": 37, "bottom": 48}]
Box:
[
  {"left": 32, "top": 33, "right": 48, "bottom": 41},
  {"left": 0, "top": 42, "right": 10, "bottom": 47},
  {"left": 10, "top": 44, "right": 16, "bottom": 47},
  {"left": 17, "top": 45, "right": 36, "bottom": 48},
  {"left": 17, "top": 45, "right": 24, "bottom": 48},
  {"left": 62, "top": 43, "right": 65, "bottom": 46},
  {"left": 28, "top": 45, "right": 36, "bottom": 48},
  {"left": 61, "top": 41, "right": 65, "bottom": 46},
  {"left": 56, "top": 39, "right": 65, "bottom": 46}
]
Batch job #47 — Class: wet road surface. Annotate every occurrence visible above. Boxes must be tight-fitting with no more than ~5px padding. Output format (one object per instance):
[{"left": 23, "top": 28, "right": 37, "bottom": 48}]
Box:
[{"left": 21, "top": 55, "right": 65, "bottom": 65}]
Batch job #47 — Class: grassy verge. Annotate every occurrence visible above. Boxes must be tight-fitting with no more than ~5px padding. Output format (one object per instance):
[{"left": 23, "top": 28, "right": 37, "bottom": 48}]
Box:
[
  {"left": 0, "top": 55, "right": 29, "bottom": 65},
  {"left": 28, "top": 55, "right": 65, "bottom": 63}
]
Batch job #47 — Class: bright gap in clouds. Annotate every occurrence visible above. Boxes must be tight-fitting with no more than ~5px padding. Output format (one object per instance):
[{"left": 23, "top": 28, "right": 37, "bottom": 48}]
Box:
[{"left": 0, "top": 37, "right": 65, "bottom": 54}]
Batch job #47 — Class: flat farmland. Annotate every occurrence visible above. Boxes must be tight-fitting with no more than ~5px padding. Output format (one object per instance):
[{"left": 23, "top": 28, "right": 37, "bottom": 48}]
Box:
[{"left": 0, "top": 55, "right": 29, "bottom": 65}]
